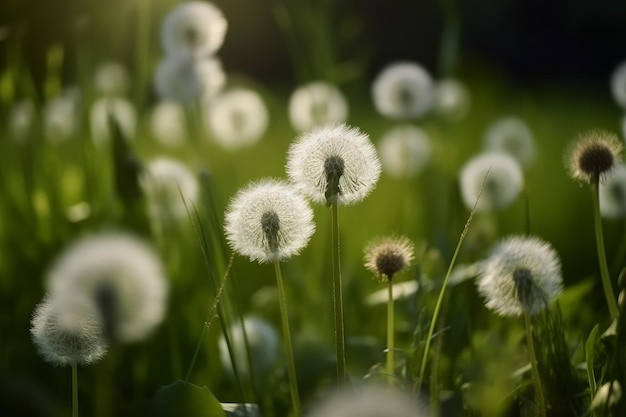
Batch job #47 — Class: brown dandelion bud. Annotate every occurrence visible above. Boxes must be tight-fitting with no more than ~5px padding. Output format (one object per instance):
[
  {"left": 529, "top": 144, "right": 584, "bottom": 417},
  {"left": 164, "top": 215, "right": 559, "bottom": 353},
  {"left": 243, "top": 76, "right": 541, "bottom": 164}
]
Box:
[
  {"left": 364, "top": 236, "right": 415, "bottom": 282},
  {"left": 567, "top": 130, "right": 623, "bottom": 184}
]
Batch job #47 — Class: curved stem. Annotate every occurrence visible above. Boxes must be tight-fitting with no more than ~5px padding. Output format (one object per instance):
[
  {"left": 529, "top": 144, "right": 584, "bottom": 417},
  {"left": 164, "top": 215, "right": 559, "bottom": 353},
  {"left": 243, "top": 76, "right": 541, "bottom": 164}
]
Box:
[
  {"left": 274, "top": 260, "right": 301, "bottom": 415},
  {"left": 524, "top": 311, "right": 546, "bottom": 417},
  {"left": 72, "top": 362, "right": 78, "bottom": 417},
  {"left": 592, "top": 181, "right": 619, "bottom": 319},
  {"left": 386, "top": 282, "right": 395, "bottom": 383},
  {"left": 331, "top": 202, "right": 347, "bottom": 382}
]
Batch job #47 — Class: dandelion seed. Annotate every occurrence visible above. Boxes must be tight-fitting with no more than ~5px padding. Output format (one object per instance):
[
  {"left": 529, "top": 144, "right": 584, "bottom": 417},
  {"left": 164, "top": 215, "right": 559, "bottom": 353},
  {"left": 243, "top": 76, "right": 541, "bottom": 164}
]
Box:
[
  {"left": 90, "top": 97, "right": 137, "bottom": 146},
  {"left": 433, "top": 78, "right": 470, "bottom": 122},
  {"left": 477, "top": 236, "right": 563, "bottom": 317},
  {"left": 9, "top": 98, "right": 36, "bottom": 143},
  {"left": 161, "top": 1, "right": 228, "bottom": 60},
  {"left": 206, "top": 87, "right": 269, "bottom": 150},
  {"left": 459, "top": 152, "right": 524, "bottom": 212},
  {"left": 140, "top": 157, "right": 200, "bottom": 221},
  {"left": 599, "top": 163, "right": 626, "bottom": 219},
  {"left": 218, "top": 316, "right": 279, "bottom": 379},
  {"left": 154, "top": 55, "right": 225, "bottom": 104},
  {"left": 286, "top": 123, "right": 381, "bottom": 206},
  {"left": 378, "top": 124, "right": 431, "bottom": 179},
  {"left": 47, "top": 232, "right": 169, "bottom": 343},
  {"left": 305, "top": 384, "right": 428, "bottom": 417},
  {"left": 288, "top": 81, "right": 348, "bottom": 131},
  {"left": 93, "top": 61, "right": 130, "bottom": 97},
  {"left": 566, "top": 130, "right": 623, "bottom": 184},
  {"left": 484, "top": 116, "right": 535, "bottom": 168},
  {"left": 224, "top": 179, "right": 315, "bottom": 263},
  {"left": 31, "top": 296, "right": 108, "bottom": 366},
  {"left": 610, "top": 61, "right": 626, "bottom": 110},
  {"left": 364, "top": 236, "right": 414, "bottom": 282},
  {"left": 150, "top": 101, "right": 187, "bottom": 148},
  {"left": 372, "top": 61, "right": 434, "bottom": 119}
]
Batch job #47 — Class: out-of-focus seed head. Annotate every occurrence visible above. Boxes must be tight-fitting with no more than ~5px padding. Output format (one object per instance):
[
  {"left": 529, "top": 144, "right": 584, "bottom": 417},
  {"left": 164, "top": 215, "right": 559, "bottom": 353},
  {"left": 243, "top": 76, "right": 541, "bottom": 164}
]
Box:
[
  {"left": 483, "top": 116, "right": 535, "bottom": 168},
  {"left": 288, "top": 81, "right": 349, "bottom": 131},
  {"left": 154, "top": 56, "right": 225, "bottom": 104},
  {"left": 378, "top": 124, "right": 431, "bottom": 179}
]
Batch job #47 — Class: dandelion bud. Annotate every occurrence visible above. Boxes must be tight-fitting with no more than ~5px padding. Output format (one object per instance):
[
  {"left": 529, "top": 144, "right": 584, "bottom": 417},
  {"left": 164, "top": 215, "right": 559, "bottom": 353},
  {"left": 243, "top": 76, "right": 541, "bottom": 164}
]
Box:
[
  {"left": 288, "top": 81, "right": 348, "bottom": 131},
  {"left": 364, "top": 236, "right": 414, "bottom": 282},
  {"left": 599, "top": 163, "right": 626, "bottom": 219},
  {"left": 566, "top": 130, "right": 623, "bottom": 184},
  {"left": 372, "top": 61, "right": 434, "bottom": 119}
]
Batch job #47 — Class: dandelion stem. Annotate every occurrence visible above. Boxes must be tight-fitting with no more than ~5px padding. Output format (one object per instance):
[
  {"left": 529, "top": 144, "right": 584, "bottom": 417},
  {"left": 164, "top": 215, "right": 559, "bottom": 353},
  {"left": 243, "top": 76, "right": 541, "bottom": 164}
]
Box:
[
  {"left": 592, "top": 180, "right": 619, "bottom": 319},
  {"left": 386, "top": 281, "right": 395, "bottom": 383},
  {"left": 330, "top": 202, "right": 347, "bottom": 383},
  {"left": 273, "top": 260, "right": 301, "bottom": 415},
  {"left": 523, "top": 310, "right": 546, "bottom": 417},
  {"left": 72, "top": 362, "right": 78, "bottom": 417}
]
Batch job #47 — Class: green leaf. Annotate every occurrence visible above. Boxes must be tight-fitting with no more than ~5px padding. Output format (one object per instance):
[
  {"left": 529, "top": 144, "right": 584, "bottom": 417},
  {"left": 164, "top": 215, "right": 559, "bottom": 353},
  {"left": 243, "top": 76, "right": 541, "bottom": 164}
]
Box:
[
  {"left": 150, "top": 381, "right": 225, "bottom": 417},
  {"left": 586, "top": 325, "right": 600, "bottom": 399}
]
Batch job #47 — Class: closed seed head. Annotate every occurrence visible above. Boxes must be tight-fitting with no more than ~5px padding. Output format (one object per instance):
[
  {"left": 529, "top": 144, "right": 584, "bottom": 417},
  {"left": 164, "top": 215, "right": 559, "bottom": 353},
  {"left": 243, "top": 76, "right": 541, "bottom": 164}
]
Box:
[
  {"left": 364, "top": 236, "right": 415, "bottom": 282},
  {"left": 567, "top": 130, "right": 623, "bottom": 184}
]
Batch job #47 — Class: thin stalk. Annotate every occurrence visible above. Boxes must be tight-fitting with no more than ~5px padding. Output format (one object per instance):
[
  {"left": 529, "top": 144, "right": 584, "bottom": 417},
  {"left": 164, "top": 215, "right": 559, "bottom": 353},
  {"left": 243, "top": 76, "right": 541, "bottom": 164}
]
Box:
[
  {"left": 331, "top": 202, "right": 346, "bottom": 382},
  {"left": 386, "top": 282, "right": 395, "bottom": 382},
  {"left": 72, "top": 362, "right": 78, "bottom": 417},
  {"left": 524, "top": 311, "right": 546, "bottom": 417},
  {"left": 592, "top": 181, "right": 619, "bottom": 319},
  {"left": 273, "top": 260, "right": 301, "bottom": 415}
]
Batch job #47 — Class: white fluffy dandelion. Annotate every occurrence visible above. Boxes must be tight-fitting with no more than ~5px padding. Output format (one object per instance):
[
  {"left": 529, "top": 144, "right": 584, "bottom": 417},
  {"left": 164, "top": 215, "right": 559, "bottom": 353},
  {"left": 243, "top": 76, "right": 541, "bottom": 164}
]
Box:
[
  {"left": 218, "top": 316, "right": 279, "bottom": 379},
  {"left": 372, "top": 62, "right": 434, "bottom": 120},
  {"left": 378, "top": 124, "right": 431, "bottom": 179},
  {"left": 150, "top": 101, "right": 187, "bottom": 148},
  {"left": 433, "top": 78, "right": 470, "bottom": 122},
  {"left": 31, "top": 296, "right": 108, "bottom": 366},
  {"left": 47, "top": 232, "right": 168, "bottom": 343},
  {"left": 224, "top": 179, "right": 315, "bottom": 263},
  {"left": 140, "top": 157, "right": 200, "bottom": 221},
  {"left": 155, "top": 55, "right": 225, "bottom": 104},
  {"left": 44, "top": 90, "right": 80, "bottom": 143},
  {"left": 9, "top": 98, "right": 36, "bottom": 143},
  {"left": 206, "top": 87, "right": 269, "bottom": 151},
  {"left": 459, "top": 152, "right": 524, "bottom": 212},
  {"left": 599, "top": 163, "right": 626, "bottom": 219},
  {"left": 93, "top": 61, "right": 130, "bottom": 97},
  {"left": 90, "top": 97, "right": 137, "bottom": 146},
  {"left": 484, "top": 116, "right": 535, "bottom": 168},
  {"left": 611, "top": 61, "right": 626, "bottom": 110},
  {"left": 162, "top": 1, "right": 228, "bottom": 60},
  {"left": 288, "top": 81, "right": 349, "bottom": 131},
  {"left": 286, "top": 123, "right": 381, "bottom": 206},
  {"left": 477, "top": 236, "right": 563, "bottom": 317}
]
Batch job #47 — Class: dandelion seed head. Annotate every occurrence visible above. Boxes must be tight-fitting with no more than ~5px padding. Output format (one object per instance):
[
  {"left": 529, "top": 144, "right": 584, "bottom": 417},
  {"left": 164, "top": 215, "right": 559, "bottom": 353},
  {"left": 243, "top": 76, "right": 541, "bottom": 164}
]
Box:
[
  {"left": 364, "top": 236, "right": 414, "bottom": 282},
  {"left": 567, "top": 130, "right": 623, "bottom": 184},
  {"left": 599, "top": 163, "right": 626, "bottom": 219},
  {"left": 288, "top": 81, "right": 348, "bottom": 131},
  {"left": 31, "top": 296, "right": 108, "bottom": 366},
  {"left": 459, "top": 152, "right": 524, "bottom": 212},
  {"left": 9, "top": 99, "right": 36, "bottom": 143},
  {"left": 379, "top": 124, "right": 431, "bottom": 178},
  {"left": 155, "top": 56, "right": 225, "bottom": 104},
  {"left": 477, "top": 236, "right": 563, "bottom": 317},
  {"left": 90, "top": 97, "right": 137, "bottom": 146},
  {"left": 372, "top": 61, "right": 434, "bottom": 119},
  {"left": 484, "top": 116, "right": 535, "bottom": 168},
  {"left": 93, "top": 61, "right": 130, "bottom": 97},
  {"left": 206, "top": 88, "right": 269, "bottom": 150},
  {"left": 140, "top": 157, "right": 200, "bottom": 221},
  {"left": 286, "top": 124, "right": 381, "bottom": 206},
  {"left": 150, "top": 101, "right": 187, "bottom": 148},
  {"left": 47, "top": 232, "right": 168, "bottom": 343},
  {"left": 224, "top": 179, "right": 315, "bottom": 263},
  {"left": 611, "top": 61, "right": 626, "bottom": 110},
  {"left": 161, "top": 1, "right": 227, "bottom": 59},
  {"left": 433, "top": 78, "right": 470, "bottom": 122}
]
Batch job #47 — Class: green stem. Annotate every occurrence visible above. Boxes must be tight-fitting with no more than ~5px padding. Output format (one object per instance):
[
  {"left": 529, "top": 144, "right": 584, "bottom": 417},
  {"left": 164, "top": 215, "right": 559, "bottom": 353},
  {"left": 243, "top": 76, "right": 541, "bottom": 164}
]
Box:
[
  {"left": 331, "top": 202, "right": 346, "bottom": 382},
  {"left": 592, "top": 181, "right": 619, "bottom": 319},
  {"left": 524, "top": 311, "right": 546, "bottom": 417},
  {"left": 72, "top": 362, "right": 78, "bottom": 417},
  {"left": 273, "top": 260, "right": 301, "bottom": 415},
  {"left": 386, "top": 282, "right": 395, "bottom": 383}
]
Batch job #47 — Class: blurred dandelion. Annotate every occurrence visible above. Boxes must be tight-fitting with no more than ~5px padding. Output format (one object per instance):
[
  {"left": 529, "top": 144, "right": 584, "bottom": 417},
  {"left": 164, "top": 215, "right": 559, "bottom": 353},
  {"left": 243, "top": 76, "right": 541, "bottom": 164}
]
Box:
[
  {"left": 93, "top": 61, "right": 130, "bottom": 97},
  {"left": 9, "top": 98, "right": 36, "bottom": 143},
  {"left": 206, "top": 87, "right": 269, "bottom": 151},
  {"left": 89, "top": 97, "right": 137, "bottom": 146},
  {"left": 288, "top": 81, "right": 348, "bottom": 131},
  {"left": 610, "top": 61, "right": 626, "bottom": 110},
  {"left": 378, "top": 125, "right": 431, "bottom": 179},
  {"left": 433, "top": 78, "right": 470, "bottom": 122},
  {"left": 44, "top": 89, "right": 81, "bottom": 143},
  {"left": 459, "top": 152, "right": 524, "bottom": 212},
  {"left": 483, "top": 116, "right": 535, "bottom": 168},
  {"left": 599, "top": 163, "right": 626, "bottom": 219},
  {"left": 154, "top": 55, "right": 225, "bottom": 104},
  {"left": 150, "top": 101, "right": 187, "bottom": 148},
  {"left": 372, "top": 61, "right": 434, "bottom": 119},
  {"left": 47, "top": 231, "right": 168, "bottom": 343},
  {"left": 161, "top": 1, "right": 228, "bottom": 60}
]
